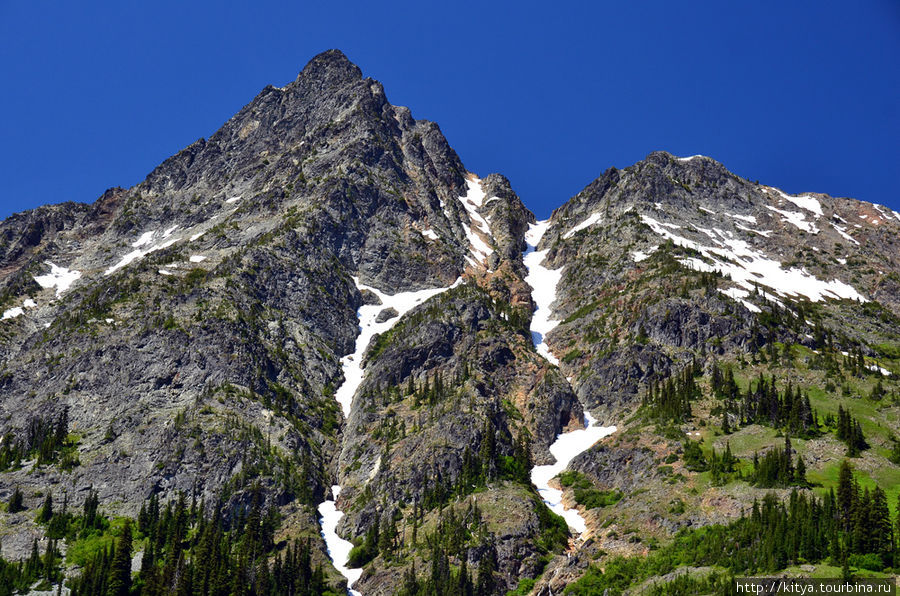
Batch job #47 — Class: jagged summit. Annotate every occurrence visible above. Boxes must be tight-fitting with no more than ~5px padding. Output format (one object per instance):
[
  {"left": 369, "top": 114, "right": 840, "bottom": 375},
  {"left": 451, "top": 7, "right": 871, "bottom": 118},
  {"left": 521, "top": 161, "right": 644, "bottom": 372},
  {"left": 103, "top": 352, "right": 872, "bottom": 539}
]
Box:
[{"left": 295, "top": 48, "right": 364, "bottom": 85}]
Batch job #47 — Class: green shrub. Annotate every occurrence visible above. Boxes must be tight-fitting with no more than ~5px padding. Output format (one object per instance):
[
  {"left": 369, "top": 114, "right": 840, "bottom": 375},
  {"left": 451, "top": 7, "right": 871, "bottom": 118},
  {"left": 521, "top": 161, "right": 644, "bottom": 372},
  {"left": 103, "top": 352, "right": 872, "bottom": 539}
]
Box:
[
  {"left": 574, "top": 489, "right": 622, "bottom": 510},
  {"left": 506, "top": 577, "right": 537, "bottom": 595},
  {"left": 848, "top": 553, "right": 885, "bottom": 572}
]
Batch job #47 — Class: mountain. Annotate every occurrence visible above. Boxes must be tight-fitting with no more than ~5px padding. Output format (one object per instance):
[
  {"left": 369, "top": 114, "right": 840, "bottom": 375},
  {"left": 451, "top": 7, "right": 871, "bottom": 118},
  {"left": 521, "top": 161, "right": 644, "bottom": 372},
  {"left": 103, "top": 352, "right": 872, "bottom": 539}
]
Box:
[{"left": 0, "top": 50, "right": 898, "bottom": 595}]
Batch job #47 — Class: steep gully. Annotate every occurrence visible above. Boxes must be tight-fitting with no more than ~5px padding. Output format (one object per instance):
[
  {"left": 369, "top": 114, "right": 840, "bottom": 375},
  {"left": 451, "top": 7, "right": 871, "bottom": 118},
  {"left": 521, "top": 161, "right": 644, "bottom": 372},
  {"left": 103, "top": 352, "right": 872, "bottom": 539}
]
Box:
[
  {"left": 317, "top": 194, "right": 615, "bottom": 595},
  {"left": 317, "top": 278, "right": 462, "bottom": 595},
  {"left": 523, "top": 221, "right": 617, "bottom": 538}
]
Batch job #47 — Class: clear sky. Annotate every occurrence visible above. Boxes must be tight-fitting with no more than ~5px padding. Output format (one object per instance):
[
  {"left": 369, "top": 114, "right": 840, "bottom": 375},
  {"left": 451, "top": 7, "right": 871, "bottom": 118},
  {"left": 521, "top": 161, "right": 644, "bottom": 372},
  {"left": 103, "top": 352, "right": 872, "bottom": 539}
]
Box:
[{"left": 1, "top": 1, "right": 898, "bottom": 220}]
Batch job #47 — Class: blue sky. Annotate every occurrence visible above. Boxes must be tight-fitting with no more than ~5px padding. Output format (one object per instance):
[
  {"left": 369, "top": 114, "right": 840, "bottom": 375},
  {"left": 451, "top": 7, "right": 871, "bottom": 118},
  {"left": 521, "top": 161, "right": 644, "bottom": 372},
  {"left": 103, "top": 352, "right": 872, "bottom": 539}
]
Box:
[{"left": 1, "top": 1, "right": 898, "bottom": 219}]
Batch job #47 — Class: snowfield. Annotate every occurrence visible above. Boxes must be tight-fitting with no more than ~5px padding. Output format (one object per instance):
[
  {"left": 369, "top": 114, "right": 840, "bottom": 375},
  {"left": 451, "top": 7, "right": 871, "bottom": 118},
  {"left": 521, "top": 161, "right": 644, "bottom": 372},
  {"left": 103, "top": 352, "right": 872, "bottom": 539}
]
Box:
[
  {"left": 318, "top": 486, "right": 363, "bottom": 596},
  {"left": 523, "top": 221, "right": 563, "bottom": 365},
  {"left": 458, "top": 177, "right": 495, "bottom": 267},
  {"left": 530, "top": 412, "right": 616, "bottom": 536},
  {"left": 34, "top": 262, "right": 81, "bottom": 296},
  {"left": 640, "top": 215, "right": 866, "bottom": 304}
]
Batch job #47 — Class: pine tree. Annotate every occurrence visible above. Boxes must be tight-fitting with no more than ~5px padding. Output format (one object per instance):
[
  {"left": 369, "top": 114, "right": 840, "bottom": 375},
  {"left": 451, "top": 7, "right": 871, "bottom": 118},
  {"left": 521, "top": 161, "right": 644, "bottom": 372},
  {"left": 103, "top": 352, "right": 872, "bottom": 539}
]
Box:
[
  {"left": 378, "top": 512, "right": 397, "bottom": 560},
  {"left": 837, "top": 460, "right": 855, "bottom": 531},
  {"left": 475, "top": 544, "right": 496, "bottom": 596},
  {"left": 870, "top": 487, "right": 893, "bottom": 563},
  {"left": 478, "top": 418, "right": 496, "bottom": 481},
  {"left": 25, "top": 538, "right": 41, "bottom": 578},
  {"left": 795, "top": 456, "right": 807, "bottom": 485},
  {"left": 107, "top": 520, "right": 132, "bottom": 596},
  {"left": 37, "top": 492, "right": 53, "bottom": 523},
  {"left": 84, "top": 487, "right": 100, "bottom": 530},
  {"left": 8, "top": 486, "right": 24, "bottom": 513}
]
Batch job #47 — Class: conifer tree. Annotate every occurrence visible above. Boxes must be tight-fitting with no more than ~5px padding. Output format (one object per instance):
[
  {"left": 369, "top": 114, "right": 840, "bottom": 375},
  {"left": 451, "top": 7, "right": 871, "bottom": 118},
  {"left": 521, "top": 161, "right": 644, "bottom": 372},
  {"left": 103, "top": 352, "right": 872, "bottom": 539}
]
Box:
[
  {"left": 8, "top": 486, "right": 24, "bottom": 513},
  {"left": 107, "top": 520, "right": 132, "bottom": 596},
  {"left": 37, "top": 492, "right": 53, "bottom": 524}
]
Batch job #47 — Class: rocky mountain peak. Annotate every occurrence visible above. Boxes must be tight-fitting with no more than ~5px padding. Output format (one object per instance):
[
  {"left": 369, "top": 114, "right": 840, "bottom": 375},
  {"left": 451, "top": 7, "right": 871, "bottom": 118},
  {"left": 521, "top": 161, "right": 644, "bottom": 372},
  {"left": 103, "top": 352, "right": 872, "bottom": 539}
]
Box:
[{"left": 295, "top": 48, "right": 364, "bottom": 87}]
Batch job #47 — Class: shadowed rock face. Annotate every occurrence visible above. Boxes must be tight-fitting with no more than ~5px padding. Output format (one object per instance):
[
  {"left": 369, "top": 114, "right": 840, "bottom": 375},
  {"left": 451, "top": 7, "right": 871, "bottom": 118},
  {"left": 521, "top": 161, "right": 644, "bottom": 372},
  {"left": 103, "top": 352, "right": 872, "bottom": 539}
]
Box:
[{"left": 1, "top": 51, "right": 899, "bottom": 595}]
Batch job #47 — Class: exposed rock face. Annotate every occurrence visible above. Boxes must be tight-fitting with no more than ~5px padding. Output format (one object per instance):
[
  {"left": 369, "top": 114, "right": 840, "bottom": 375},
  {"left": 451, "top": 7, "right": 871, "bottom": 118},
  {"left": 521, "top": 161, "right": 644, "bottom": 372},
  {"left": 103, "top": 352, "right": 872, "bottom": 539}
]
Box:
[{"left": 1, "top": 51, "right": 899, "bottom": 594}]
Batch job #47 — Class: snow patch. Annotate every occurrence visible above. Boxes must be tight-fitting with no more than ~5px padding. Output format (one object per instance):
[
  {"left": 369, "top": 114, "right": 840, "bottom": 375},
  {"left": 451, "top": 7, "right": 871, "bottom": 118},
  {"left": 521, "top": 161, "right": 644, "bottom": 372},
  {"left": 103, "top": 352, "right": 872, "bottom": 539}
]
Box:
[
  {"left": 189, "top": 255, "right": 207, "bottom": 263},
  {"left": 770, "top": 188, "right": 823, "bottom": 217},
  {"left": 106, "top": 237, "right": 180, "bottom": 276},
  {"left": 719, "top": 287, "right": 761, "bottom": 313},
  {"left": 831, "top": 223, "right": 860, "bottom": 246},
  {"left": 420, "top": 229, "right": 439, "bottom": 241},
  {"left": 631, "top": 246, "right": 658, "bottom": 262},
  {"left": 131, "top": 231, "right": 155, "bottom": 248},
  {"left": 867, "top": 364, "right": 891, "bottom": 377},
  {"left": 873, "top": 205, "right": 892, "bottom": 223},
  {"left": 563, "top": 212, "right": 603, "bottom": 239},
  {"left": 765, "top": 206, "right": 819, "bottom": 234},
  {"left": 225, "top": 196, "right": 242, "bottom": 204},
  {"left": 34, "top": 262, "right": 81, "bottom": 296},
  {"left": 189, "top": 231, "right": 205, "bottom": 242},
  {"left": 729, "top": 213, "right": 757, "bottom": 224},
  {"left": 523, "top": 221, "right": 562, "bottom": 365},
  {"left": 531, "top": 412, "right": 616, "bottom": 536},
  {"left": 158, "top": 269, "right": 174, "bottom": 276},
  {"left": 735, "top": 223, "right": 773, "bottom": 237},
  {"left": 23, "top": 299, "right": 36, "bottom": 309},
  {"left": 2, "top": 307, "right": 24, "bottom": 320},
  {"left": 458, "top": 177, "right": 495, "bottom": 266},
  {"left": 641, "top": 215, "right": 866, "bottom": 303},
  {"left": 690, "top": 224, "right": 726, "bottom": 247},
  {"left": 676, "top": 155, "right": 706, "bottom": 162},
  {"left": 335, "top": 277, "right": 462, "bottom": 418},
  {"left": 318, "top": 486, "right": 363, "bottom": 596}
]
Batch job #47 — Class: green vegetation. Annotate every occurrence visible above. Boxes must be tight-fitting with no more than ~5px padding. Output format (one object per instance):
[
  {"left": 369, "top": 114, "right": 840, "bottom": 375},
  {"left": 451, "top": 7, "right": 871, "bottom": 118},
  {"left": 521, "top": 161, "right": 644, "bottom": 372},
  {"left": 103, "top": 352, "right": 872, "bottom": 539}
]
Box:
[
  {"left": 420, "top": 417, "right": 532, "bottom": 511},
  {"left": 561, "top": 349, "right": 583, "bottom": 364},
  {"left": 566, "top": 463, "right": 895, "bottom": 595},
  {"left": 712, "top": 365, "right": 818, "bottom": 438},
  {"left": 749, "top": 436, "right": 807, "bottom": 488},
  {"left": 506, "top": 577, "right": 537, "bottom": 595},
  {"left": 0, "top": 406, "right": 78, "bottom": 471},
  {"left": 69, "top": 487, "right": 335, "bottom": 595},
  {"left": 641, "top": 360, "right": 701, "bottom": 424},
  {"left": 712, "top": 363, "right": 871, "bottom": 456},
  {"left": 397, "top": 500, "right": 504, "bottom": 596},
  {"left": 558, "top": 471, "right": 622, "bottom": 509}
]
